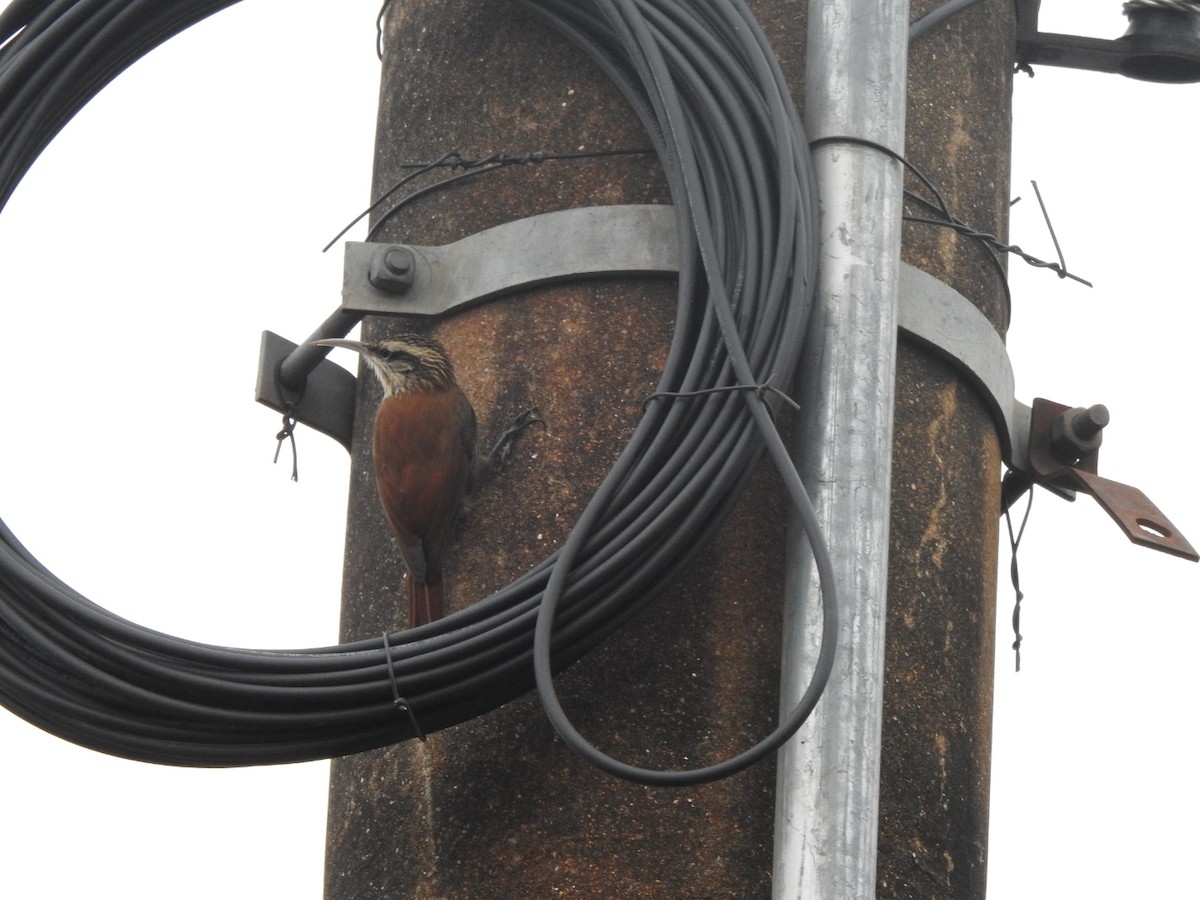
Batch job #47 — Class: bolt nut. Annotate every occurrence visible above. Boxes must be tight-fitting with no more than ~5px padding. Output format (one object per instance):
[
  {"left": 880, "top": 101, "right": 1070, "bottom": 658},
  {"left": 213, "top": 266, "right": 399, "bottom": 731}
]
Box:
[
  {"left": 1050, "top": 404, "right": 1109, "bottom": 463},
  {"left": 368, "top": 245, "right": 416, "bottom": 293}
]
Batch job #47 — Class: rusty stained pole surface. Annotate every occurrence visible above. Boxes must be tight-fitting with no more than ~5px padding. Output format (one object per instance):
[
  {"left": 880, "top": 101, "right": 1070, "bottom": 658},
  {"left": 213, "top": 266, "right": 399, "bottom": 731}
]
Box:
[
  {"left": 321, "top": 2, "right": 1014, "bottom": 898},
  {"left": 876, "top": 2, "right": 1015, "bottom": 898},
  {"left": 324, "top": 3, "right": 811, "bottom": 898}
]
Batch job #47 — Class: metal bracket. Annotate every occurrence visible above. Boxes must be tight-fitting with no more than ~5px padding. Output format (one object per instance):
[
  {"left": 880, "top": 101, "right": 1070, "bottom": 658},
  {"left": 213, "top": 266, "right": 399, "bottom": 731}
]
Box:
[
  {"left": 894, "top": 267, "right": 1196, "bottom": 560},
  {"left": 254, "top": 205, "right": 679, "bottom": 449},
  {"left": 255, "top": 330, "right": 358, "bottom": 449},
  {"left": 340, "top": 204, "right": 680, "bottom": 317},
  {"left": 1015, "top": 398, "right": 1198, "bottom": 560},
  {"left": 254, "top": 203, "right": 1195, "bottom": 559},
  {"left": 1015, "top": 0, "right": 1200, "bottom": 83},
  {"left": 897, "top": 264, "right": 1029, "bottom": 472}
]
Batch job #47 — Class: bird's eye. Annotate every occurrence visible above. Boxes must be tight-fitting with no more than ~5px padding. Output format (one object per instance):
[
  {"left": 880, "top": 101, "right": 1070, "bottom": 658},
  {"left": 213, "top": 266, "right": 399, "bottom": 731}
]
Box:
[{"left": 377, "top": 348, "right": 395, "bottom": 362}]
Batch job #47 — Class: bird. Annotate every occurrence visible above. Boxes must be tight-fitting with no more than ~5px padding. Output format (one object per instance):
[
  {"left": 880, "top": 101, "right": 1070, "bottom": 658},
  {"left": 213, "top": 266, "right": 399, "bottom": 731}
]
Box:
[{"left": 310, "top": 333, "right": 478, "bottom": 627}]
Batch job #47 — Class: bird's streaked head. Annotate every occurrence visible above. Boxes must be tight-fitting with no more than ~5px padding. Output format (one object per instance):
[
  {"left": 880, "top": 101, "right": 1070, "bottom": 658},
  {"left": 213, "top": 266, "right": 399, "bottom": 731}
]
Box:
[{"left": 310, "top": 333, "right": 455, "bottom": 397}]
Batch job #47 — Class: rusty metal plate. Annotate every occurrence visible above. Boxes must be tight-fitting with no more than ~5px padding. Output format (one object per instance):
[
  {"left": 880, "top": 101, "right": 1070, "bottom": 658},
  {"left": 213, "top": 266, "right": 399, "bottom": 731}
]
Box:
[{"left": 1070, "top": 468, "right": 1199, "bottom": 561}]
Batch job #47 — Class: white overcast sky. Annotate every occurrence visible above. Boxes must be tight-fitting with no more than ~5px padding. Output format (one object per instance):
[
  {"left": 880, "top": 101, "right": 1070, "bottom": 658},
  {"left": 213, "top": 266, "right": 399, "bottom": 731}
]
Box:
[{"left": 0, "top": 2, "right": 1197, "bottom": 898}]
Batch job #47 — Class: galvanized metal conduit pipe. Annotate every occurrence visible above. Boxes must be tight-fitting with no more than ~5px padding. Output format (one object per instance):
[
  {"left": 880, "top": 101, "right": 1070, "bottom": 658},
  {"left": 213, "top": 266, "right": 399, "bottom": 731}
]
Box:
[{"left": 773, "top": 0, "right": 910, "bottom": 897}]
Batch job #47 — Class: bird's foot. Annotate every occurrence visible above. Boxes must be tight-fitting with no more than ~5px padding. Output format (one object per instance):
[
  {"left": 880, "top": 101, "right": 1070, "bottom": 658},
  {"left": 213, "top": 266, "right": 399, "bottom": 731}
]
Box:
[{"left": 487, "top": 407, "right": 544, "bottom": 464}]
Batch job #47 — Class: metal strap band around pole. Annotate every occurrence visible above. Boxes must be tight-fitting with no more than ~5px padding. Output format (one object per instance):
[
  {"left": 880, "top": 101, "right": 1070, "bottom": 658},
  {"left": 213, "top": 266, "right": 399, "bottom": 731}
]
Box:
[{"left": 256, "top": 205, "right": 1022, "bottom": 464}]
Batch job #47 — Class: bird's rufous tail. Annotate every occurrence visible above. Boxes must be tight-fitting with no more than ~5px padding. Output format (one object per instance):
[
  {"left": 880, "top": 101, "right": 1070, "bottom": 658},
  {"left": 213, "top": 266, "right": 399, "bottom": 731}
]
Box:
[{"left": 407, "top": 576, "right": 444, "bottom": 627}]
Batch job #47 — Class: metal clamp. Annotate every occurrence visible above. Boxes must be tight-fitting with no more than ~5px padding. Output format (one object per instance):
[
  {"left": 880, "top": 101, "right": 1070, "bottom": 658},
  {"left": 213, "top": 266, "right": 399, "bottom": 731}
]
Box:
[
  {"left": 897, "top": 264, "right": 1029, "bottom": 472},
  {"left": 254, "top": 205, "right": 678, "bottom": 448},
  {"left": 254, "top": 204, "right": 1195, "bottom": 559},
  {"left": 340, "top": 204, "right": 680, "bottom": 317}
]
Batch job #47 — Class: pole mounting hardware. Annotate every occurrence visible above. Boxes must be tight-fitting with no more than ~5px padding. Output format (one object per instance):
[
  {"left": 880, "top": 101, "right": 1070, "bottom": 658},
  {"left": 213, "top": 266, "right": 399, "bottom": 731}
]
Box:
[
  {"left": 253, "top": 204, "right": 1196, "bottom": 559},
  {"left": 1016, "top": 0, "right": 1200, "bottom": 83},
  {"left": 368, "top": 245, "right": 416, "bottom": 294},
  {"left": 254, "top": 205, "right": 678, "bottom": 449},
  {"left": 340, "top": 204, "right": 679, "bottom": 318},
  {"left": 1005, "top": 398, "right": 1198, "bottom": 560}
]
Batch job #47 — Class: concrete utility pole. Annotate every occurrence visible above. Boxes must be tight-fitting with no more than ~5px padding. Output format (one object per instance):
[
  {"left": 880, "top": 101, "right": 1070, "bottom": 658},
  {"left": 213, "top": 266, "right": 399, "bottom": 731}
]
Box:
[
  {"left": 324, "top": 2, "right": 1013, "bottom": 898},
  {"left": 877, "top": 2, "right": 1014, "bottom": 896},
  {"left": 326, "top": 5, "right": 786, "bottom": 897}
]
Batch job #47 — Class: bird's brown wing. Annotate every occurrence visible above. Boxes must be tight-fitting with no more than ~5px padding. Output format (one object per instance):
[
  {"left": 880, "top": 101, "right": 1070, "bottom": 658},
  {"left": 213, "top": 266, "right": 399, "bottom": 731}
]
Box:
[{"left": 372, "top": 386, "right": 477, "bottom": 582}]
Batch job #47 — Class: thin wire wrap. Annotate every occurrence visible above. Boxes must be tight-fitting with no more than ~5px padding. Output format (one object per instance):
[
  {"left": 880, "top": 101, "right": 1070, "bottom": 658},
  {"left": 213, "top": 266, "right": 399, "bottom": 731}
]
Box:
[{"left": 0, "top": 0, "right": 833, "bottom": 779}]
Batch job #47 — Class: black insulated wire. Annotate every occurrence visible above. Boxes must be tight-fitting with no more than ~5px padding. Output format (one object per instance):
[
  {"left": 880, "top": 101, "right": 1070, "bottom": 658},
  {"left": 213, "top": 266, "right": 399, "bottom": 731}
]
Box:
[
  {"left": 0, "top": 0, "right": 836, "bottom": 783},
  {"left": 908, "top": 0, "right": 991, "bottom": 42}
]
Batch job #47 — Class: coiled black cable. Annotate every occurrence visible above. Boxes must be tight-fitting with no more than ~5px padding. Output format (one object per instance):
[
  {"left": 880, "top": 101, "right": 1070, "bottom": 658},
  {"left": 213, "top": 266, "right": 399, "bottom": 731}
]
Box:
[
  {"left": 0, "top": 0, "right": 834, "bottom": 783},
  {"left": 0, "top": 0, "right": 241, "bottom": 212}
]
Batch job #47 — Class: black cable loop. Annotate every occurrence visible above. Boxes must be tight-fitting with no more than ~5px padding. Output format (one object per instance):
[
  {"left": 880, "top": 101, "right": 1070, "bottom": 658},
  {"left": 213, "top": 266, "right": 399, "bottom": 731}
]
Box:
[
  {"left": 526, "top": 0, "right": 832, "bottom": 786},
  {"left": 0, "top": 0, "right": 833, "bottom": 780}
]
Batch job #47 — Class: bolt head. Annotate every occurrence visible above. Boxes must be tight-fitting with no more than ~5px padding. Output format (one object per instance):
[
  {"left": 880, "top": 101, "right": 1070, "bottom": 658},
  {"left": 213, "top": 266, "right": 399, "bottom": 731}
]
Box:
[{"left": 368, "top": 245, "right": 416, "bottom": 293}]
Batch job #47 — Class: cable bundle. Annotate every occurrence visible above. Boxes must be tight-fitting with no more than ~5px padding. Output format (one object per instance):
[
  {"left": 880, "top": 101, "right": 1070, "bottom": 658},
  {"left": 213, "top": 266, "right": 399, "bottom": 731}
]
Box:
[
  {"left": 0, "top": 0, "right": 239, "bottom": 214},
  {"left": 0, "top": 0, "right": 834, "bottom": 783}
]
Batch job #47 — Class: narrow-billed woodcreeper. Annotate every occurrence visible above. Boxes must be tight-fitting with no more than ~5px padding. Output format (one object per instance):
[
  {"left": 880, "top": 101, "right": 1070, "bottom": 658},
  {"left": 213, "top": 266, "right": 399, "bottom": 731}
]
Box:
[{"left": 312, "top": 334, "right": 476, "bottom": 627}]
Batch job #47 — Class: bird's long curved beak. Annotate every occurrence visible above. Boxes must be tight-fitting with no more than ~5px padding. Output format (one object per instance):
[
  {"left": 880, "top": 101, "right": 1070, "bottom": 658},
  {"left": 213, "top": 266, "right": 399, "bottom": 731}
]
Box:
[{"left": 309, "top": 338, "right": 368, "bottom": 355}]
